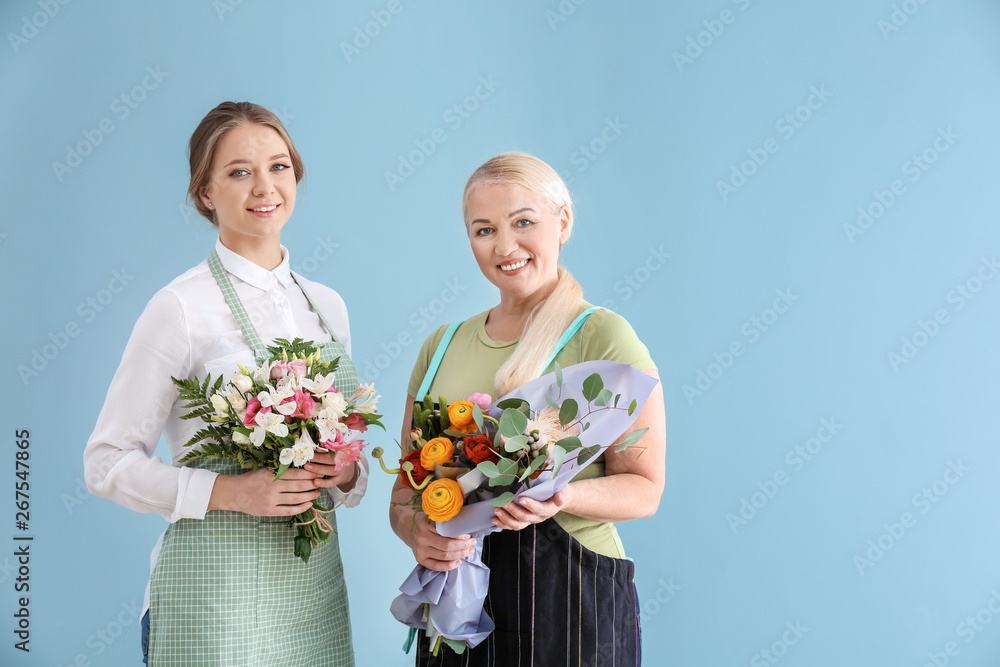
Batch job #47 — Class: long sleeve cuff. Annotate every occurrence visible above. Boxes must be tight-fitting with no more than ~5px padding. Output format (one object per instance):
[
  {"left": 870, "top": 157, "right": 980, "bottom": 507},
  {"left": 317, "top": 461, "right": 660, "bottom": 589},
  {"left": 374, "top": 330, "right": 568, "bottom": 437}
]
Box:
[
  {"left": 328, "top": 454, "right": 369, "bottom": 508},
  {"left": 177, "top": 466, "right": 220, "bottom": 520}
]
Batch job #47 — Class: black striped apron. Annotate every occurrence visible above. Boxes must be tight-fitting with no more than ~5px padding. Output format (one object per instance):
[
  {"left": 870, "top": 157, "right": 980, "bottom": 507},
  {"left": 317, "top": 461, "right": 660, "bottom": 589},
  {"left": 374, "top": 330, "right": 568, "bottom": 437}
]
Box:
[
  {"left": 412, "top": 307, "right": 641, "bottom": 666},
  {"left": 415, "top": 519, "right": 641, "bottom": 667}
]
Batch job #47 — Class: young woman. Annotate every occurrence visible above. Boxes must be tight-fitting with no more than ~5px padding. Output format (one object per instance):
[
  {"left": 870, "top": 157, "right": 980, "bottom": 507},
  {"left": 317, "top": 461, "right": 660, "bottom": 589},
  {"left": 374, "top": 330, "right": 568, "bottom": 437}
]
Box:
[
  {"left": 84, "top": 102, "right": 366, "bottom": 666},
  {"left": 389, "top": 152, "right": 667, "bottom": 666}
]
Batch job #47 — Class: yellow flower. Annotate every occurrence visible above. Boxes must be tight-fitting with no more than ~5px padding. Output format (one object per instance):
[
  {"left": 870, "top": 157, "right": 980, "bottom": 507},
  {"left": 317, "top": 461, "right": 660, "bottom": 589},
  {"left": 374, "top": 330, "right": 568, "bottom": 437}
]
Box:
[
  {"left": 421, "top": 478, "right": 464, "bottom": 522},
  {"left": 447, "top": 401, "right": 477, "bottom": 433},
  {"left": 420, "top": 437, "right": 455, "bottom": 471}
]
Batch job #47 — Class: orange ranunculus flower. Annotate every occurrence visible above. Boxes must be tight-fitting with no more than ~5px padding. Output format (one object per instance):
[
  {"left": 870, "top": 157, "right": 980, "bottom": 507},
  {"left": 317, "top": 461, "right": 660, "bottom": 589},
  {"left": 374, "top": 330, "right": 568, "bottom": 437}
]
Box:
[
  {"left": 447, "top": 401, "right": 477, "bottom": 433},
  {"left": 399, "top": 449, "right": 429, "bottom": 489},
  {"left": 420, "top": 437, "right": 455, "bottom": 471},
  {"left": 421, "top": 478, "right": 464, "bottom": 522}
]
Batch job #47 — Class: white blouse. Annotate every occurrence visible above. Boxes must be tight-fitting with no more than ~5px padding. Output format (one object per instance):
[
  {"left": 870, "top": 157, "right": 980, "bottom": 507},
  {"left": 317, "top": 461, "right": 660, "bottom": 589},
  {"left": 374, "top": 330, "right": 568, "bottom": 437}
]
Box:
[{"left": 84, "top": 239, "right": 369, "bottom": 521}]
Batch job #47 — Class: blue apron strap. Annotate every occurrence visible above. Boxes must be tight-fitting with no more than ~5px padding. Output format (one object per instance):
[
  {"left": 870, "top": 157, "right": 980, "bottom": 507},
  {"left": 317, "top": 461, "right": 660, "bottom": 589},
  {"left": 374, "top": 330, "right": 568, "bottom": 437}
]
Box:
[
  {"left": 542, "top": 306, "right": 601, "bottom": 370},
  {"left": 415, "top": 320, "right": 463, "bottom": 400},
  {"left": 402, "top": 627, "right": 417, "bottom": 654}
]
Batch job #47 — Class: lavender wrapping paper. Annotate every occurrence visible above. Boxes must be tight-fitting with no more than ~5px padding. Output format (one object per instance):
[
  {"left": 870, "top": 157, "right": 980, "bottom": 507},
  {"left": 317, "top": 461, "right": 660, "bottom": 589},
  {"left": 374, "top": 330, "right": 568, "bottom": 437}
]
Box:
[{"left": 390, "top": 360, "right": 659, "bottom": 648}]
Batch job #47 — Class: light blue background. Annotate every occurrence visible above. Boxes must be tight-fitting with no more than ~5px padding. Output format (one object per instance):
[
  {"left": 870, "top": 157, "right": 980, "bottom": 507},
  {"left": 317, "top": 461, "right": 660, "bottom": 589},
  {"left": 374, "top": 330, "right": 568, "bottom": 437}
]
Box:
[{"left": 3, "top": 1, "right": 1000, "bottom": 665}]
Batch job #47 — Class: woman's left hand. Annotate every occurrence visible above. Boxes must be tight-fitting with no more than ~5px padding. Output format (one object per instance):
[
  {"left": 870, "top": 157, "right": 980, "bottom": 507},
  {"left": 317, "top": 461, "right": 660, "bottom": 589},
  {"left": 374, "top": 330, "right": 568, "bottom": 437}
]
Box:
[
  {"left": 493, "top": 488, "right": 570, "bottom": 531},
  {"left": 304, "top": 454, "right": 357, "bottom": 492}
]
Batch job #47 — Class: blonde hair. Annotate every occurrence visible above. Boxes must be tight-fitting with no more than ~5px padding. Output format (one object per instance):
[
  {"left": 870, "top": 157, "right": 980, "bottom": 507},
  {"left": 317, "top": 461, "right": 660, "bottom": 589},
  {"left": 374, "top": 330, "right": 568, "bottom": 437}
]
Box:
[
  {"left": 463, "top": 152, "right": 584, "bottom": 395},
  {"left": 187, "top": 101, "right": 305, "bottom": 224}
]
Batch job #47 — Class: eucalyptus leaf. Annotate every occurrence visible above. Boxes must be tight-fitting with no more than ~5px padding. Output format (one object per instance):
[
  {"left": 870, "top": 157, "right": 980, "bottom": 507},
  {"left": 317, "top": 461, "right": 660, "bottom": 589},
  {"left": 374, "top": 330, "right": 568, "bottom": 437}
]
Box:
[
  {"left": 544, "top": 395, "right": 560, "bottom": 410},
  {"left": 628, "top": 398, "right": 638, "bottom": 416},
  {"left": 559, "top": 398, "right": 578, "bottom": 426},
  {"left": 497, "top": 458, "right": 518, "bottom": 476},
  {"left": 503, "top": 435, "right": 528, "bottom": 453},
  {"left": 582, "top": 373, "right": 604, "bottom": 402},
  {"left": 550, "top": 444, "right": 567, "bottom": 477},
  {"left": 615, "top": 427, "right": 649, "bottom": 452},
  {"left": 489, "top": 492, "right": 516, "bottom": 507},
  {"left": 554, "top": 435, "right": 581, "bottom": 451},
  {"left": 554, "top": 361, "right": 563, "bottom": 388},
  {"left": 473, "top": 402, "right": 484, "bottom": 430},
  {"left": 519, "top": 454, "right": 548, "bottom": 482},
  {"left": 595, "top": 388, "right": 613, "bottom": 407},
  {"left": 499, "top": 409, "right": 528, "bottom": 438},
  {"left": 478, "top": 461, "right": 500, "bottom": 478},
  {"left": 577, "top": 444, "right": 601, "bottom": 465},
  {"left": 496, "top": 398, "right": 528, "bottom": 411}
]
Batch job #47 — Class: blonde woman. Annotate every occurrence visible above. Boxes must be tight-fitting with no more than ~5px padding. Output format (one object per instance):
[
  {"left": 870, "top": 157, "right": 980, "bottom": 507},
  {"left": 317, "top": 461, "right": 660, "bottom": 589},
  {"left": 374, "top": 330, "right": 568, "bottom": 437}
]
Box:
[
  {"left": 85, "top": 102, "right": 365, "bottom": 665},
  {"left": 390, "top": 152, "right": 666, "bottom": 665}
]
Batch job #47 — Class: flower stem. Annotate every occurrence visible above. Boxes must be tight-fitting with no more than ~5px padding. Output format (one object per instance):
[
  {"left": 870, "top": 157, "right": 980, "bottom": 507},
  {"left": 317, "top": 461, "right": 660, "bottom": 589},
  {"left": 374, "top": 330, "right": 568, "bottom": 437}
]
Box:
[{"left": 371, "top": 446, "right": 401, "bottom": 474}]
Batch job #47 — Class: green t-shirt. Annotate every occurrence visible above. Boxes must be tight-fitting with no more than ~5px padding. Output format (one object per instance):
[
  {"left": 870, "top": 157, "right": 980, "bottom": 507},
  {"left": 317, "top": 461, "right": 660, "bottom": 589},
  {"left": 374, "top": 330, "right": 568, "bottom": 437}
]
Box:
[{"left": 406, "top": 302, "right": 656, "bottom": 558}]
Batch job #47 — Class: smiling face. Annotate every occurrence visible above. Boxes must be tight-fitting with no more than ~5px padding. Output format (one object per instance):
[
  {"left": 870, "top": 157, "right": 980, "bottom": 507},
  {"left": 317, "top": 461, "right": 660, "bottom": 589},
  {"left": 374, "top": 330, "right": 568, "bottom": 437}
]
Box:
[
  {"left": 198, "top": 123, "right": 296, "bottom": 255},
  {"left": 466, "top": 183, "right": 571, "bottom": 303}
]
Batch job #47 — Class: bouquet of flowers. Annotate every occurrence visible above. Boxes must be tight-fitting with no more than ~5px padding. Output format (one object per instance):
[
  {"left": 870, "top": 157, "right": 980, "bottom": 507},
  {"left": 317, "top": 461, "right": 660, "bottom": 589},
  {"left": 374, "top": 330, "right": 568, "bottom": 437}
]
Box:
[
  {"left": 374, "top": 361, "right": 658, "bottom": 655},
  {"left": 172, "top": 338, "right": 382, "bottom": 562}
]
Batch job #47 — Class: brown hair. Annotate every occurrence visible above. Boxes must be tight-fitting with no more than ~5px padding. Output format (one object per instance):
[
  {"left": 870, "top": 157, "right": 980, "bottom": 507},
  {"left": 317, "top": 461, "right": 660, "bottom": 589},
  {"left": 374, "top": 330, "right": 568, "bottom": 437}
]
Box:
[{"left": 187, "top": 101, "right": 304, "bottom": 223}]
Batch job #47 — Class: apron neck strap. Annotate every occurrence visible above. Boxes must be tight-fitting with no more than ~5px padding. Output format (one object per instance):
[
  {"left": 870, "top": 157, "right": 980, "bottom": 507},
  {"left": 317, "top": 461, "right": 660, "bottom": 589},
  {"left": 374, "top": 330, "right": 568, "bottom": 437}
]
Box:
[
  {"left": 542, "top": 306, "right": 600, "bottom": 370},
  {"left": 207, "top": 249, "right": 269, "bottom": 364},
  {"left": 415, "top": 320, "right": 463, "bottom": 400},
  {"left": 415, "top": 306, "right": 601, "bottom": 401},
  {"left": 291, "top": 272, "right": 342, "bottom": 345}
]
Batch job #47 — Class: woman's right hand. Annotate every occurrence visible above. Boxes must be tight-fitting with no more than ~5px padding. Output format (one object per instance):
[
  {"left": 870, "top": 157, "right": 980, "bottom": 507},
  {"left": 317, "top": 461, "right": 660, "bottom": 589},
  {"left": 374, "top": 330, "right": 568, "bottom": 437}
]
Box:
[
  {"left": 208, "top": 467, "right": 322, "bottom": 516},
  {"left": 401, "top": 510, "right": 477, "bottom": 572}
]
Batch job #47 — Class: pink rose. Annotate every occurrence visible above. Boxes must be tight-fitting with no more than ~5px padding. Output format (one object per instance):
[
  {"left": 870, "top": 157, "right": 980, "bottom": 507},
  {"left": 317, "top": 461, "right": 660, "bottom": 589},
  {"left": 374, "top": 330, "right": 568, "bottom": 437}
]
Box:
[
  {"left": 288, "top": 359, "right": 308, "bottom": 378},
  {"left": 343, "top": 413, "right": 367, "bottom": 433},
  {"left": 243, "top": 397, "right": 269, "bottom": 427},
  {"left": 467, "top": 392, "right": 492, "bottom": 411},
  {"left": 270, "top": 360, "right": 289, "bottom": 380}
]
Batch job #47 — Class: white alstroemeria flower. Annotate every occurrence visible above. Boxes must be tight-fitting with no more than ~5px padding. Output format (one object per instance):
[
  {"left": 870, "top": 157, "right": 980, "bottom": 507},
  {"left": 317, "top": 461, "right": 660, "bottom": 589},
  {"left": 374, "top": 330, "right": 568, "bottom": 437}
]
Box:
[
  {"left": 250, "top": 411, "right": 289, "bottom": 447},
  {"left": 230, "top": 371, "right": 253, "bottom": 394},
  {"left": 301, "top": 372, "right": 337, "bottom": 395},
  {"left": 232, "top": 431, "right": 251, "bottom": 445},
  {"left": 288, "top": 429, "right": 317, "bottom": 467},
  {"left": 354, "top": 394, "right": 381, "bottom": 414},
  {"left": 210, "top": 394, "right": 230, "bottom": 414},
  {"left": 279, "top": 447, "right": 294, "bottom": 465},
  {"left": 276, "top": 373, "right": 299, "bottom": 394},
  {"left": 252, "top": 363, "right": 270, "bottom": 383},
  {"left": 316, "top": 416, "right": 348, "bottom": 444},
  {"left": 347, "top": 382, "right": 376, "bottom": 405},
  {"left": 258, "top": 386, "right": 296, "bottom": 416},
  {"left": 223, "top": 386, "right": 247, "bottom": 413},
  {"left": 320, "top": 391, "right": 348, "bottom": 421}
]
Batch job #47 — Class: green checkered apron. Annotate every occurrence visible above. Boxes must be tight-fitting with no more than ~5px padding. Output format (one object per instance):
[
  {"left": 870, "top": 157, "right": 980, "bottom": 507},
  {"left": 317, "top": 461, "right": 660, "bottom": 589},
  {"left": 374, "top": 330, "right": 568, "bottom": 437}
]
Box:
[{"left": 147, "top": 249, "right": 358, "bottom": 666}]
